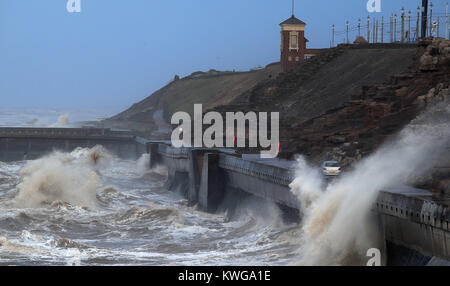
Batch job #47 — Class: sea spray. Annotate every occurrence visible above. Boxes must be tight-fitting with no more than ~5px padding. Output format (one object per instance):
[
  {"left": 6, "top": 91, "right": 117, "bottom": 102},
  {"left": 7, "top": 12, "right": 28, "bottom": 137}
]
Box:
[
  {"left": 136, "top": 153, "right": 168, "bottom": 177},
  {"left": 26, "top": 118, "right": 39, "bottom": 125},
  {"left": 71, "top": 145, "right": 113, "bottom": 169},
  {"left": 57, "top": 114, "right": 69, "bottom": 126},
  {"left": 137, "top": 154, "right": 150, "bottom": 175},
  {"left": 14, "top": 146, "right": 113, "bottom": 209},
  {"left": 290, "top": 102, "right": 450, "bottom": 266},
  {"left": 290, "top": 157, "right": 324, "bottom": 213}
]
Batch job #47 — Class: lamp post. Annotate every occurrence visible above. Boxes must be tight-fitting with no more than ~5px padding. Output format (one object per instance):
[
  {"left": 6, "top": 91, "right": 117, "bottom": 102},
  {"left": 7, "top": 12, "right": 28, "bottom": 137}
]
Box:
[
  {"left": 446, "top": 2, "right": 449, "bottom": 39},
  {"left": 430, "top": 2, "right": 433, "bottom": 37},
  {"left": 422, "top": 0, "right": 429, "bottom": 38}
]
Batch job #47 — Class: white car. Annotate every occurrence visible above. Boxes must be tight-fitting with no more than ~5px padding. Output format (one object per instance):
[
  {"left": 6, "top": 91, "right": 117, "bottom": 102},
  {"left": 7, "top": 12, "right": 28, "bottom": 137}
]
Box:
[{"left": 321, "top": 161, "right": 342, "bottom": 176}]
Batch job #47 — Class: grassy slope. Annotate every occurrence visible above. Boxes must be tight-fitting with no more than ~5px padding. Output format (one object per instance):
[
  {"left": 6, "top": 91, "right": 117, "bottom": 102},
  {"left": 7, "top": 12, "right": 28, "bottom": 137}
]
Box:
[{"left": 110, "top": 65, "right": 281, "bottom": 129}]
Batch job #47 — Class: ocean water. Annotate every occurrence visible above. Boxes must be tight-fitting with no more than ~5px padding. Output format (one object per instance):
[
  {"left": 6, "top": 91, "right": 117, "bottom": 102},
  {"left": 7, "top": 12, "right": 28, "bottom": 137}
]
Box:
[
  {"left": 0, "top": 108, "right": 117, "bottom": 128},
  {"left": 0, "top": 148, "right": 300, "bottom": 266},
  {"left": 0, "top": 102, "right": 447, "bottom": 266},
  {"left": 0, "top": 109, "right": 300, "bottom": 266}
]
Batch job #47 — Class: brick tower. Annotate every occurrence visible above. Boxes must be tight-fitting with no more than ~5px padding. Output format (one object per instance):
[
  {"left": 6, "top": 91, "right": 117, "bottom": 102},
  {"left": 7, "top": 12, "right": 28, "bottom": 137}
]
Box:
[{"left": 280, "top": 14, "right": 307, "bottom": 72}]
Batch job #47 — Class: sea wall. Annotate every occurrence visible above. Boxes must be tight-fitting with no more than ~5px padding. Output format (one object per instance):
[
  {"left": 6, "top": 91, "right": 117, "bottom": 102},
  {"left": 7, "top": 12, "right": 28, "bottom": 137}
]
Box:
[
  {"left": 0, "top": 127, "right": 140, "bottom": 161},
  {"left": 147, "top": 142, "right": 450, "bottom": 264},
  {"left": 376, "top": 187, "right": 450, "bottom": 264}
]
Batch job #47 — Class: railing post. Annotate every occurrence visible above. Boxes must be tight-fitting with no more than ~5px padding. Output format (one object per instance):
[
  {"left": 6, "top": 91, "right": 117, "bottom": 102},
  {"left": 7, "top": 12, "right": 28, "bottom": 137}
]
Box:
[
  {"left": 417, "top": 6, "right": 421, "bottom": 40},
  {"left": 394, "top": 14, "right": 397, "bottom": 42},
  {"left": 408, "top": 10, "right": 412, "bottom": 42},
  {"left": 430, "top": 2, "right": 433, "bottom": 37},
  {"left": 446, "top": 2, "right": 449, "bottom": 39},
  {"left": 373, "top": 17, "right": 376, "bottom": 43},
  {"left": 437, "top": 16, "right": 440, "bottom": 37},
  {"left": 358, "top": 18, "right": 361, "bottom": 37},
  {"left": 390, "top": 14, "right": 394, "bottom": 43},
  {"left": 401, "top": 7, "right": 405, "bottom": 42},
  {"left": 346, "top": 20, "right": 349, "bottom": 44},
  {"left": 332, "top": 24, "right": 335, "bottom": 47},
  {"left": 376, "top": 19, "right": 379, "bottom": 43}
]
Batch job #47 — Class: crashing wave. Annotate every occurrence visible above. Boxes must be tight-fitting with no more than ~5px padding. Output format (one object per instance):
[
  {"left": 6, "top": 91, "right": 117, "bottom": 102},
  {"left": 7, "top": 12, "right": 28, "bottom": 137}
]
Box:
[{"left": 13, "top": 146, "right": 114, "bottom": 209}]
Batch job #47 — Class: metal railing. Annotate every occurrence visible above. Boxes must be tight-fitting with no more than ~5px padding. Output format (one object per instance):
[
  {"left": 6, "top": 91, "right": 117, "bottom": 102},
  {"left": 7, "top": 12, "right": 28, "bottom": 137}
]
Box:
[
  {"left": 0, "top": 127, "right": 134, "bottom": 138},
  {"left": 331, "top": 2, "right": 449, "bottom": 46}
]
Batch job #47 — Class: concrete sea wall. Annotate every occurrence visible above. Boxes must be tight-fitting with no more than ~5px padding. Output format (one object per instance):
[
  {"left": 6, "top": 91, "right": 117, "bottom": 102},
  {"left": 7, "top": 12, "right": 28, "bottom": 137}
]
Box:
[
  {"left": 147, "top": 142, "right": 450, "bottom": 264},
  {"left": 0, "top": 127, "right": 141, "bottom": 161},
  {"left": 376, "top": 187, "right": 450, "bottom": 265}
]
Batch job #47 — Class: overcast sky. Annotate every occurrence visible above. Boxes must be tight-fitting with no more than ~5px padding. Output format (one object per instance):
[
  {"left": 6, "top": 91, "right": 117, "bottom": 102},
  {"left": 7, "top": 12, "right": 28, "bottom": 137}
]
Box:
[{"left": 1, "top": 0, "right": 448, "bottom": 112}]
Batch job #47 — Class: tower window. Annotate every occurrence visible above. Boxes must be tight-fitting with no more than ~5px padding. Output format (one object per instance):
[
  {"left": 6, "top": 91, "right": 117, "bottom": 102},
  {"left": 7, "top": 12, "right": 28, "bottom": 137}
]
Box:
[
  {"left": 289, "top": 32, "right": 299, "bottom": 51},
  {"left": 290, "top": 35, "right": 298, "bottom": 49}
]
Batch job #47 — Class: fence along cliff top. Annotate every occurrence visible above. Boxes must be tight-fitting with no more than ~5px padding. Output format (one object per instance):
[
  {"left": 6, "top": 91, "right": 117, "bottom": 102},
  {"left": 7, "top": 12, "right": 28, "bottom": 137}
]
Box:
[{"left": 331, "top": 2, "right": 449, "bottom": 46}]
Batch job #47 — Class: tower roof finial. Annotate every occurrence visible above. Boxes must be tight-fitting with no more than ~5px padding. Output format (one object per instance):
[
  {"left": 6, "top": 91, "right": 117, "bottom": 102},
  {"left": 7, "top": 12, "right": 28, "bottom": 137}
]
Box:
[{"left": 292, "top": 0, "right": 295, "bottom": 16}]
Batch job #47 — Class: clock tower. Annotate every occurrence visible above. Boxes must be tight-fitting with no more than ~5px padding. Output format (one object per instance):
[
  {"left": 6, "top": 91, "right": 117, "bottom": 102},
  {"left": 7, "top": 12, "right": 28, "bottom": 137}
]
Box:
[{"left": 280, "top": 4, "right": 307, "bottom": 72}]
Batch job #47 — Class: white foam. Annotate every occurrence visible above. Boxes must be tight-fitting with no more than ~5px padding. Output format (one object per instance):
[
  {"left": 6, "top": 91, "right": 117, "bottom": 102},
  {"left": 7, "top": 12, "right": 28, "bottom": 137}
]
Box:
[{"left": 291, "top": 104, "right": 450, "bottom": 265}]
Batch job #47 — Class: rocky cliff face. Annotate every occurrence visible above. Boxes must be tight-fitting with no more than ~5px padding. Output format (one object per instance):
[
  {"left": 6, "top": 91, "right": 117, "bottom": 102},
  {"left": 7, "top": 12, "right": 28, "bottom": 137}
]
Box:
[
  {"left": 215, "top": 39, "right": 449, "bottom": 192},
  {"left": 281, "top": 39, "right": 449, "bottom": 165},
  {"left": 210, "top": 43, "right": 425, "bottom": 160},
  {"left": 278, "top": 39, "right": 449, "bottom": 193}
]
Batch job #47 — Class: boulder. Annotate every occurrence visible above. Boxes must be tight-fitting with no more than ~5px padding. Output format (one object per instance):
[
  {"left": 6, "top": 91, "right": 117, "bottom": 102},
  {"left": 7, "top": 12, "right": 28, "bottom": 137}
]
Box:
[{"left": 354, "top": 36, "right": 369, "bottom": 45}]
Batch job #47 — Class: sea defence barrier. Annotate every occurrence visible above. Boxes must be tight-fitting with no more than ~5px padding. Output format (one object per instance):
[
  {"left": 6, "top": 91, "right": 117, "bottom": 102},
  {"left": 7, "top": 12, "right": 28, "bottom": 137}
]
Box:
[
  {"left": 150, "top": 144, "right": 299, "bottom": 217},
  {"left": 0, "top": 127, "right": 144, "bottom": 161},
  {"left": 0, "top": 127, "right": 449, "bottom": 264},
  {"left": 376, "top": 187, "right": 450, "bottom": 265},
  {"left": 147, "top": 141, "right": 450, "bottom": 265}
]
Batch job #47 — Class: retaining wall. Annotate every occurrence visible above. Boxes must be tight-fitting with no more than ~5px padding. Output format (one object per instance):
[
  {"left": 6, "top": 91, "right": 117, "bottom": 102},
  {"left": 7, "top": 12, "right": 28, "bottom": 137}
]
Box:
[{"left": 0, "top": 127, "right": 141, "bottom": 161}]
